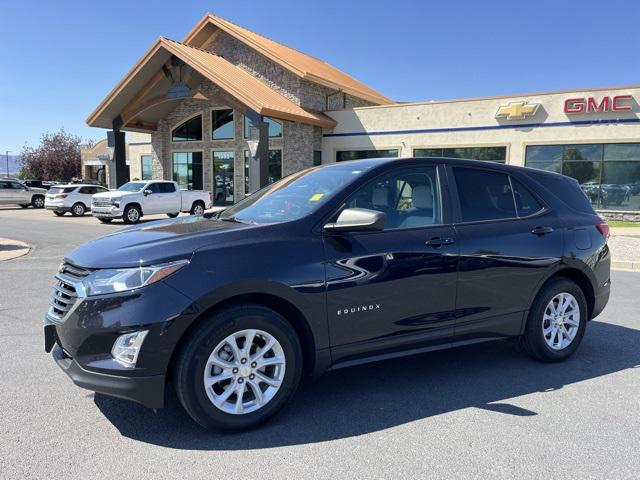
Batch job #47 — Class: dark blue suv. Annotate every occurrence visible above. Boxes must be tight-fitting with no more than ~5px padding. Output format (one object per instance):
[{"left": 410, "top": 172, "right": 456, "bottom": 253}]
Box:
[{"left": 44, "top": 158, "right": 611, "bottom": 431}]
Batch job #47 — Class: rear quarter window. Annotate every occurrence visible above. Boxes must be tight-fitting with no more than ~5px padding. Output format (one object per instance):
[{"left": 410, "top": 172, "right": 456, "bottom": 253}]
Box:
[{"left": 526, "top": 171, "right": 595, "bottom": 214}]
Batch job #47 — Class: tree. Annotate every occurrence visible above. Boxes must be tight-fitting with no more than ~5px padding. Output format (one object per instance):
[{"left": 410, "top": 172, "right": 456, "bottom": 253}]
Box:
[{"left": 21, "top": 128, "right": 82, "bottom": 181}]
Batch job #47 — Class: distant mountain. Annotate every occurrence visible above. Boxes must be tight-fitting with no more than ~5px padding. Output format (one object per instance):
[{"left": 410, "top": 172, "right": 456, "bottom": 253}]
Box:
[{"left": 0, "top": 155, "right": 23, "bottom": 176}]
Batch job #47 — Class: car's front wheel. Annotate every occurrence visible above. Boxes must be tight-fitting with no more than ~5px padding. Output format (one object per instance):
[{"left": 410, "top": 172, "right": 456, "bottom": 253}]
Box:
[
  {"left": 175, "top": 304, "right": 302, "bottom": 431},
  {"left": 522, "top": 278, "right": 587, "bottom": 362},
  {"left": 123, "top": 205, "right": 141, "bottom": 224}
]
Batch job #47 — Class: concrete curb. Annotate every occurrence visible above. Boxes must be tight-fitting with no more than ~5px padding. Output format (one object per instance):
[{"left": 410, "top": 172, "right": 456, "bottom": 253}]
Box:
[
  {"left": 0, "top": 238, "right": 30, "bottom": 262},
  {"left": 611, "top": 260, "right": 640, "bottom": 272}
]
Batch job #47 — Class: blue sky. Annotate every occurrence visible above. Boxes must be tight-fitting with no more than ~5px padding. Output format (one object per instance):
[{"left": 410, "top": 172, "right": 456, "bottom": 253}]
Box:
[{"left": 1, "top": 0, "right": 639, "bottom": 153}]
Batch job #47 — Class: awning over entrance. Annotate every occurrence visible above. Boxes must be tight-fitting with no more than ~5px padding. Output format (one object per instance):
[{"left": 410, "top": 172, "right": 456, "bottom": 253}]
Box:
[{"left": 86, "top": 37, "right": 336, "bottom": 132}]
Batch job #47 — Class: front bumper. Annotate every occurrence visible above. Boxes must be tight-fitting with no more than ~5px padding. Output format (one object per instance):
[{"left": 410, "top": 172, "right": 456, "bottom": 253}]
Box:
[
  {"left": 48, "top": 338, "right": 165, "bottom": 408},
  {"left": 44, "top": 279, "right": 199, "bottom": 408},
  {"left": 91, "top": 205, "right": 123, "bottom": 218}
]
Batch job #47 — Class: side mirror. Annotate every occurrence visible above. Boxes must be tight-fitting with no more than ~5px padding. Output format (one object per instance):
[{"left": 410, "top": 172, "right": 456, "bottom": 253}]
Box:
[
  {"left": 324, "top": 208, "right": 386, "bottom": 233},
  {"left": 143, "top": 189, "right": 152, "bottom": 196}
]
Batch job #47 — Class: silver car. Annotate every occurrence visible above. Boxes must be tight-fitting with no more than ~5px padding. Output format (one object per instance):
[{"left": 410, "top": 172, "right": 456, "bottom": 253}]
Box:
[{"left": 0, "top": 179, "right": 46, "bottom": 208}]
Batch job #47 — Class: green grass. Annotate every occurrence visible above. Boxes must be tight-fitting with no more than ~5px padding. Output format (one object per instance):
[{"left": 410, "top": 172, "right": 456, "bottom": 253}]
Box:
[{"left": 608, "top": 220, "right": 640, "bottom": 228}]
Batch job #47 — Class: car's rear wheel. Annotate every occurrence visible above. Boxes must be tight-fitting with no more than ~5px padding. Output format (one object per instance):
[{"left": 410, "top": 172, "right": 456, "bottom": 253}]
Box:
[
  {"left": 71, "top": 202, "right": 86, "bottom": 217},
  {"left": 53, "top": 211, "right": 65, "bottom": 217},
  {"left": 522, "top": 278, "right": 587, "bottom": 362},
  {"left": 32, "top": 196, "right": 44, "bottom": 208},
  {"left": 123, "top": 205, "right": 141, "bottom": 224},
  {"left": 175, "top": 304, "right": 302, "bottom": 431},
  {"left": 190, "top": 201, "right": 205, "bottom": 216}
]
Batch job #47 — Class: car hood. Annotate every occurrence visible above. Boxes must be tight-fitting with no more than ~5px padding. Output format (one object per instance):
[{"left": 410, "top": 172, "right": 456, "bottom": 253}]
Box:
[
  {"left": 65, "top": 216, "right": 258, "bottom": 269},
  {"left": 92, "top": 191, "right": 132, "bottom": 200}
]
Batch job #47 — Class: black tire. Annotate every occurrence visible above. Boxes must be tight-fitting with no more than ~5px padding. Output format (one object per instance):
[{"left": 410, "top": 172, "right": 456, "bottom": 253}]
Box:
[
  {"left": 167, "top": 213, "right": 179, "bottom": 218},
  {"left": 175, "top": 304, "right": 303, "bottom": 432},
  {"left": 190, "top": 201, "right": 205, "bottom": 216},
  {"left": 98, "top": 218, "right": 113, "bottom": 224},
  {"left": 53, "top": 211, "right": 65, "bottom": 217},
  {"left": 521, "top": 278, "right": 588, "bottom": 362},
  {"left": 71, "top": 202, "right": 86, "bottom": 217},
  {"left": 31, "top": 195, "right": 45, "bottom": 209},
  {"left": 123, "top": 205, "right": 141, "bottom": 224}
]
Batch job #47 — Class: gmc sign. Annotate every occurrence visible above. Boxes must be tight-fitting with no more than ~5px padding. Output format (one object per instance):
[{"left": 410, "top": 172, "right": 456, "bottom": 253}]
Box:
[{"left": 564, "top": 95, "right": 633, "bottom": 114}]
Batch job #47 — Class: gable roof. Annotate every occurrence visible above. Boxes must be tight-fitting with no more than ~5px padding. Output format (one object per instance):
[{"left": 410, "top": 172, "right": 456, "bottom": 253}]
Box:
[
  {"left": 86, "top": 37, "right": 337, "bottom": 130},
  {"left": 183, "top": 13, "right": 394, "bottom": 106}
]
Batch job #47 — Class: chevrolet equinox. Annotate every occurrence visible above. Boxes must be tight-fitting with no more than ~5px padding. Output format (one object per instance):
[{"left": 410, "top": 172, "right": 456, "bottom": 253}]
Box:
[{"left": 44, "top": 158, "right": 611, "bottom": 431}]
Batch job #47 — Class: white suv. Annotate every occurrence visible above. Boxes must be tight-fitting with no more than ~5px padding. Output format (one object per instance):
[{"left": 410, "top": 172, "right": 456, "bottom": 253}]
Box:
[
  {"left": 0, "top": 179, "right": 46, "bottom": 208},
  {"left": 45, "top": 184, "right": 109, "bottom": 217}
]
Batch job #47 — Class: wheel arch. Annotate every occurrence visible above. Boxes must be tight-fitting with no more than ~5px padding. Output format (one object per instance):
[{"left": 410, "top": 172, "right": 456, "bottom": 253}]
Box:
[
  {"left": 167, "top": 291, "right": 320, "bottom": 383},
  {"left": 527, "top": 266, "right": 596, "bottom": 329},
  {"left": 124, "top": 201, "right": 143, "bottom": 216}
]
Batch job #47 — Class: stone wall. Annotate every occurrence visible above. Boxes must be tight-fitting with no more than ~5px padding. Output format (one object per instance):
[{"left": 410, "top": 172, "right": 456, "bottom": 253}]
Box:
[{"left": 149, "top": 80, "right": 287, "bottom": 203}]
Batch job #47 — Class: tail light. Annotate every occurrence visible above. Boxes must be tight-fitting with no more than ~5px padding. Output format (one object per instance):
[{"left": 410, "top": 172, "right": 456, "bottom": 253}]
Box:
[
  {"left": 595, "top": 220, "right": 610, "bottom": 240},
  {"left": 54, "top": 194, "right": 68, "bottom": 199}
]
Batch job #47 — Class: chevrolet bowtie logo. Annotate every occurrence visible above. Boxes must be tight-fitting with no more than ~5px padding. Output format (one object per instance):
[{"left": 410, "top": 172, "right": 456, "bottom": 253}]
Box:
[{"left": 495, "top": 101, "right": 540, "bottom": 120}]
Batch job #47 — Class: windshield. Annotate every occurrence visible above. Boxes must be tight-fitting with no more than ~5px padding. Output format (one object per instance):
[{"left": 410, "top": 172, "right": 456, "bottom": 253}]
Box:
[
  {"left": 220, "top": 164, "right": 370, "bottom": 224},
  {"left": 117, "top": 182, "right": 147, "bottom": 192}
]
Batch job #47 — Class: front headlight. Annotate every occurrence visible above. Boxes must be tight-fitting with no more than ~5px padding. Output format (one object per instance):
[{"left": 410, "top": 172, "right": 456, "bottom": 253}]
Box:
[
  {"left": 110, "top": 199, "right": 120, "bottom": 207},
  {"left": 80, "top": 259, "right": 189, "bottom": 297}
]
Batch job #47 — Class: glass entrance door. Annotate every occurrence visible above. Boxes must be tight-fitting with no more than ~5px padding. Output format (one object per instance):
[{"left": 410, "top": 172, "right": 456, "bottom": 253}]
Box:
[{"left": 213, "top": 151, "right": 235, "bottom": 205}]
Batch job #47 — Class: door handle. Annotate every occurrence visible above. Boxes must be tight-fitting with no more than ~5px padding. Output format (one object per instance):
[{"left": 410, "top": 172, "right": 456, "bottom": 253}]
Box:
[
  {"left": 426, "top": 237, "right": 455, "bottom": 247},
  {"left": 531, "top": 226, "right": 554, "bottom": 236}
]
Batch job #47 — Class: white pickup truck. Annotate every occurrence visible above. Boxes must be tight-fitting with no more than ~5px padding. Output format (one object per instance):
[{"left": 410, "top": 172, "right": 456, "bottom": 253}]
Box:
[{"left": 90, "top": 180, "right": 212, "bottom": 224}]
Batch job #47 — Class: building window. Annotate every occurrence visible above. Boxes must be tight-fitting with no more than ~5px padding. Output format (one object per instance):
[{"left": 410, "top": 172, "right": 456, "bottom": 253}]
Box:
[
  {"left": 336, "top": 149, "right": 399, "bottom": 162},
  {"left": 141, "top": 155, "right": 153, "bottom": 180},
  {"left": 171, "top": 115, "right": 202, "bottom": 142},
  {"left": 243, "top": 149, "right": 283, "bottom": 193},
  {"left": 212, "top": 108, "right": 234, "bottom": 140},
  {"left": 525, "top": 143, "right": 640, "bottom": 211},
  {"left": 313, "top": 151, "right": 322, "bottom": 166},
  {"left": 243, "top": 116, "right": 283, "bottom": 139},
  {"left": 172, "top": 152, "right": 203, "bottom": 190},
  {"left": 414, "top": 146, "right": 507, "bottom": 163},
  {"left": 213, "top": 151, "right": 234, "bottom": 205}
]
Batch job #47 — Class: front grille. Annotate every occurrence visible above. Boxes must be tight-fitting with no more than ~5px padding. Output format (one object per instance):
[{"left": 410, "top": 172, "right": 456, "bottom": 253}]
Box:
[
  {"left": 47, "top": 262, "right": 92, "bottom": 322},
  {"left": 92, "top": 199, "right": 112, "bottom": 208}
]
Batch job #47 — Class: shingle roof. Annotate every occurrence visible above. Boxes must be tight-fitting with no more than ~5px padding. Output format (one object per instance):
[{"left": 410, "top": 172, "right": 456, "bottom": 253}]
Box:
[{"left": 184, "top": 13, "right": 394, "bottom": 105}]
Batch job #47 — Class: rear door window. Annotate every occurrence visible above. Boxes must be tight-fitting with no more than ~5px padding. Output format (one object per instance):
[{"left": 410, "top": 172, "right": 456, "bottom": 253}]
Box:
[
  {"left": 511, "top": 178, "right": 543, "bottom": 217},
  {"left": 159, "top": 183, "right": 176, "bottom": 193},
  {"left": 453, "top": 167, "right": 516, "bottom": 222},
  {"left": 147, "top": 183, "right": 162, "bottom": 194}
]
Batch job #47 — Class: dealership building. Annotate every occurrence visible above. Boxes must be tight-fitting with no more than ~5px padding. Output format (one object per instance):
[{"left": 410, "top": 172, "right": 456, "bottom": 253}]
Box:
[{"left": 86, "top": 13, "right": 640, "bottom": 217}]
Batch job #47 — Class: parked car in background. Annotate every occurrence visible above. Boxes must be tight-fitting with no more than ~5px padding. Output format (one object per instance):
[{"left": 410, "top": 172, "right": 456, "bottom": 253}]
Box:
[
  {"left": 0, "top": 179, "right": 46, "bottom": 208},
  {"left": 91, "top": 180, "right": 212, "bottom": 224},
  {"left": 44, "top": 158, "right": 610, "bottom": 431},
  {"left": 45, "top": 184, "right": 109, "bottom": 217},
  {"left": 22, "top": 179, "right": 53, "bottom": 190}
]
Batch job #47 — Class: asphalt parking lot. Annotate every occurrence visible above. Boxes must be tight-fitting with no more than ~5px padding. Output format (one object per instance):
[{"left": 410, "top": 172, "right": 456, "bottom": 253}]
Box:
[{"left": 1, "top": 206, "right": 639, "bottom": 479}]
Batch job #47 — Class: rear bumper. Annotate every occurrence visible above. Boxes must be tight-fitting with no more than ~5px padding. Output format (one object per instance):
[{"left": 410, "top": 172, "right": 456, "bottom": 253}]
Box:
[
  {"left": 50, "top": 341, "right": 165, "bottom": 408},
  {"left": 592, "top": 277, "right": 611, "bottom": 320},
  {"left": 46, "top": 205, "right": 71, "bottom": 212}
]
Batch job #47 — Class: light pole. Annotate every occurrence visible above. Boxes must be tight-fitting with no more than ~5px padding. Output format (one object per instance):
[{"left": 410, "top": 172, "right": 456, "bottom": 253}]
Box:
[{"left": 5, "top": 151, "right": 10, "bottom": 178}]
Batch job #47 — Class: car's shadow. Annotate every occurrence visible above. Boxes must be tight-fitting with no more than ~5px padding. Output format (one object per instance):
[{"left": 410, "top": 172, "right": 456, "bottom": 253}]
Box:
[{"left": 95, "top": 320, "right": 640, "bottom": 450}]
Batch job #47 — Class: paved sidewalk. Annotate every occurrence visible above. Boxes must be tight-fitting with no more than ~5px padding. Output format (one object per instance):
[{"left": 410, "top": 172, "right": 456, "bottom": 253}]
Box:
[
  {"left": 609, "top": 227, "right": 640, "bottom": 271},
  {"left": 0, "top": 237, "right": 30, "bottom": 261}
]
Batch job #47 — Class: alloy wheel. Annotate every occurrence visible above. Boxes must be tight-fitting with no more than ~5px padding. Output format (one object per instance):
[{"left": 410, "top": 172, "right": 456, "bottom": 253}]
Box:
[
  {"left": 193, "top": 204, "right": 204, "bottom": 215},
  {"left": 127, "top": 208, "right": 140, "bottom": 223},
  {"left": 73, "top": 204, "right": 84, "bottom": 216},
  {"left": 34, "top": 197, "right": 44, "bottom": 208},
  {"left": 542, "top": 292, "right": 580, "bottom": 350},
  {"left": 203, "top": 329, "right": 286, "bottom": 415}
]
